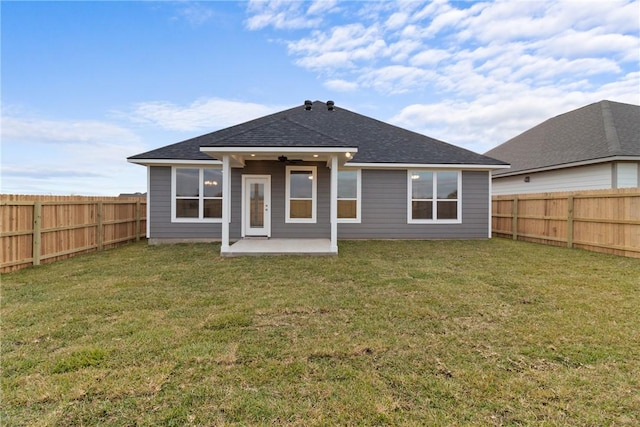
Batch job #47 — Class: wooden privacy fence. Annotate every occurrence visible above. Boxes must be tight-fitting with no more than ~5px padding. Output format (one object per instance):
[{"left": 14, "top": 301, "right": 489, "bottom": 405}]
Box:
[
  {"left": 1, "top": 195, "right": 147, "bottom": 273},
  {"left": 492, "top": 188, "right": 640, "bottom": 258}
]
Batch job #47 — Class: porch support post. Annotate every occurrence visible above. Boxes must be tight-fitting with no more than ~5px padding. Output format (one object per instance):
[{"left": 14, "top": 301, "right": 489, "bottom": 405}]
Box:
[
  {"left": 221, "top": 155, "right": 231, "bottom": 253},
  {"left": 330, "top": 155, "right": 338, "bottom": 253}
]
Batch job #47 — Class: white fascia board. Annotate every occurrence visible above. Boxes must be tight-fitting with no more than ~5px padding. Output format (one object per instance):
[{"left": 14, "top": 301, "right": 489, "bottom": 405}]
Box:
[
  {"left": 200, "top": 146, "right": 358, "bottom": 154},
  {"left": 493, "top": 156, "right": 640, "bottom": 178},
  {"left": 344, "top": 162, "right": 511, "bottom": 170},
  {"left": 127, "top": 158, "right": 223, "bottom": 166}
]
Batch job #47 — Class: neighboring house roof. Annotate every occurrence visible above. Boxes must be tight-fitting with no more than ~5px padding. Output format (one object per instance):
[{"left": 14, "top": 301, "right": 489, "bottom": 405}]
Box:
[
  {"left": 129, "top": 100, "right": 507, "bottom": 166},
  {"left": 118, "top": 192, "right": 146, "bottom": 198},
  {"left": 485, "top": 100, "right": 640, "bottom": 177}
]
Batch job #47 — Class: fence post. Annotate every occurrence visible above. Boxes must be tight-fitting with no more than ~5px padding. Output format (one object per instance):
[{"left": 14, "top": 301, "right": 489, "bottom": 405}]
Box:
[
  {"left": 32, "top": 202, "right": 42, "bottom": 266},
  {"left": 97, "top": 202, "right": 103, "bottom": 251},
  {"left": 567, "top": 195, "right": 574, "bottom": 248},
  {"left": 135, "top": 200, "right": 141, "bottom": 241},
  {"left": 512, "top": 196, "right": 519, "bottom": 240}
]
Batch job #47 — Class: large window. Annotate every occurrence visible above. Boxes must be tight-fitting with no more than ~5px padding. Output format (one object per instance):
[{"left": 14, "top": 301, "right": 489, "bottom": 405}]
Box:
[
  {"left": 286, "top": 166, "right": 316, "bottom": 223},
  {"left": 173, "top": 167, "right": 223, "bottom": 222},
  {"left": 408, "top": 170, "right": 461, "bottom": 223},
  {"left": 337, "top": 169, "right": 361, "bottom": 222}
]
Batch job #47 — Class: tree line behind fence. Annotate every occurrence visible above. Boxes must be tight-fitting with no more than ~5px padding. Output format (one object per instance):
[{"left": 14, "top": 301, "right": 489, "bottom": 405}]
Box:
[{"left": 1, "top": 195, "right": 147, "bottom": 272}]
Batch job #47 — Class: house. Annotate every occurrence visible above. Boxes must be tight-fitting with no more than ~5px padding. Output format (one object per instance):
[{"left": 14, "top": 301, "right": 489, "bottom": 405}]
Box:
[
  {"left": 128, "top": 100, "right": 508, "bottom": 255},
  {"left": 485, "top": 100, "right": 640, "bottom": 195}
]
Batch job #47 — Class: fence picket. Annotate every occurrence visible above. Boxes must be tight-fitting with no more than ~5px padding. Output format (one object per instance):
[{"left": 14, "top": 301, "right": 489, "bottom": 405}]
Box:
[
  {"left": 1, "top": 195, "right": 147, "bottom": 272},
  {"left": 492, "top": 188, "right": 639, "bottom": 258}
]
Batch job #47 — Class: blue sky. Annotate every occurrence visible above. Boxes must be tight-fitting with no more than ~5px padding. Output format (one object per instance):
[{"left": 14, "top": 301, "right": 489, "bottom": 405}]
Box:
[{"left": 2, "top": 0, "right": 639, "bottom": 195}]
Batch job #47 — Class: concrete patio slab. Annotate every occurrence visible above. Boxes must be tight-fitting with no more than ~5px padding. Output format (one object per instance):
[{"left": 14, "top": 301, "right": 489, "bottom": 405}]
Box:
[{"left": 222, "top": 238, "right": 337, "bottom": 257}]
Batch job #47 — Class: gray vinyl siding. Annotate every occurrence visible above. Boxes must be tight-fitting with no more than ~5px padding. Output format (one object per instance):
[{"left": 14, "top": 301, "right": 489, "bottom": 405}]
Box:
[
  {"left": 230, "top": 161, "right": 330, "bottom": 239},
  {"left": 338, "top": 169, "right": 490, "bottom": 239},
  {"left": 149, "top": 166, "right": 221, "bottom": 239},
  {"left": 149, "top": 164, "right": 490, "bottom": 241}
]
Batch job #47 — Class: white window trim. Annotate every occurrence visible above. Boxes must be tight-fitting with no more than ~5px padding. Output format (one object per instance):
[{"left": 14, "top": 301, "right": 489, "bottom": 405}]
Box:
[
  {"left": 337, "top": 168, "right": 361, "bottom": 223},
  {"left": 171, "top": 166, "right": 223, "bottom": 223},
  {"left": 285, "top": 165, "right": 317, "bottom": 223},
  {"left": 407, "top": 170, "right": 462, "bottom": 224}
]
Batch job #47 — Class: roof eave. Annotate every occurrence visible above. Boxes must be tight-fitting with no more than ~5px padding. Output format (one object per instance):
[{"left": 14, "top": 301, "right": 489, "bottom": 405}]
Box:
[
  {"left": 492, "top": 155, "right": 639, "bottom": 177},
  {"left": 127, "top": 158, "right": 222, "bottom": 167},
  {"left": 344, "top": 162, "right": 510, "bottom": 170},
  {"left": 200, "top": 146, "right": 358, "bottom": 154}
]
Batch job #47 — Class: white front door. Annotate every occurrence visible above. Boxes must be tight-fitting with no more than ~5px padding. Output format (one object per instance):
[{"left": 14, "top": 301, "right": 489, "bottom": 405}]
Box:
[{"left": 242, "top": 175, "right": 271, "bottom": 237}]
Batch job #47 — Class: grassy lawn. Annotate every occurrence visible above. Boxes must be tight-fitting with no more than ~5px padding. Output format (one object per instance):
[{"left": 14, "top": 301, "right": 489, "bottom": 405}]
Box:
[{"left": 2, "top": 239, "right": 639, "bottom": 426}]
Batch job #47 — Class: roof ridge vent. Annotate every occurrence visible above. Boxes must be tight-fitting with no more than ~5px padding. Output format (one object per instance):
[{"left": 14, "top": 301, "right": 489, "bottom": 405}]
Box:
[
  {"left": 304, "top": 100, "right": 312, "bottom": 111},
  {"left": 327, "top": 100, "right": 335, "bottom": 111}
]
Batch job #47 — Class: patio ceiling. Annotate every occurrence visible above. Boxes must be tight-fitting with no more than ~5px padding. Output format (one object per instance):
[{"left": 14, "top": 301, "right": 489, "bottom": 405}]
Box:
[{"left": 200, "top": 146, "right": 358, "bottom": 168}]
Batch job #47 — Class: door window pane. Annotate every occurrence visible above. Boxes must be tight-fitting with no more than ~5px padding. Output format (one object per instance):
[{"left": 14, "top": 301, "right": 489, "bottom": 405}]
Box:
[{"left": 249, "top": 183, "right": 264, "bottom": 227}]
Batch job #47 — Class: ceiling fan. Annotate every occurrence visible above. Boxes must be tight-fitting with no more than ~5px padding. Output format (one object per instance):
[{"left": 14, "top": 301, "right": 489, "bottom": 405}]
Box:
[{"left": 278, "top": 155, "right": 303, "bottom": 164}]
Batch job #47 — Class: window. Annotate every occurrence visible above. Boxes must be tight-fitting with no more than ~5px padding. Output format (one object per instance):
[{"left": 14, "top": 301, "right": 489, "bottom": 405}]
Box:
[
  {"left": 286, "top": 166, "right": 316, "bottom": 222},
  {"left": 173, "top": 167, "right": 223, "bottom": 222},
  {"left": 337, "top": 169, "right": 361, "bottom": 222},
  {"left": 408, "top": 170, "right": 461, "bottom": 223}
]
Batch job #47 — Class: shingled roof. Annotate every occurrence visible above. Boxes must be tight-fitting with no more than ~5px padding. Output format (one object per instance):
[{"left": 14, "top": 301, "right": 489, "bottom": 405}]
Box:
[
  {"left": 485, "top": 100, "right": 640, "bottom": 177},
  {"left": 129, "top": 101, "right": 507, "bottom": 166}
]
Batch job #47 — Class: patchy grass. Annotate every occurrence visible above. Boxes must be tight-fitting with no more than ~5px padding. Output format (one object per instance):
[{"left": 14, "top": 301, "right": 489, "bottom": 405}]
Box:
[{"left": 2, "top": 240, "right": 639, "bottom": 426}]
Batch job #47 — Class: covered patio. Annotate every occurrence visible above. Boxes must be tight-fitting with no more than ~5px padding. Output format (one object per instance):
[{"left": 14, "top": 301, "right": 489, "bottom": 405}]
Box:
[
  {"left": 221, "top": 238, "right": 336, "bottom": 257},
  {"left": 199, "top": 143, "right": 357, "bottom": 257}
]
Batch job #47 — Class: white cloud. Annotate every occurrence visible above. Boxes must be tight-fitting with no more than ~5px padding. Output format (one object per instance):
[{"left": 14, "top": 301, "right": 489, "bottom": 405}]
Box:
[
  {"left": 0, "top": 113, "right": 147, "bottom": 195},
  {"left": 324, "top": 79, "right": 358, "bottom": 92},
  {"left": 125, "top": 98, "right": 283, "bottom": 132},
  {"left": 359, "top": 66, "right": 437, "bottom": 94},
  {"left": 295, "top": 50, "right": 355, "bottom": 70},
  {"left": 252, "top": 0, "right": 639, "bottom": 102},
  {"left": 385, "top": 12, "right": 409, "bottom": 30},
  {"left": 596, "top": 71, "right": 640, "bottom": 104},
  {"left": 288, "top": 23, "right": 385, "bottom": 64},
  {"left": 307, "top": 0, "right": 339, "bottom": 16},
  {"left": 245, "top": 0, "right": 324, "bottom": 30},
  {"left": 391, "top": 75, "right": 640, "bottom": 154},
  {"left": 422, "top": 2, "right": 478, "bottom": 37},
  {"left": 409, "top": 48, "right": 450, "bottom": 67},
  {"left": 173, "top": 2, "right": 215, "bottom": 26},
  {"left": 288, "top": 23, "right": 388, "bottom": 71},
  {"left": 1, "top": 116, "right": 141, "bottom": 144},
  {"left": 540, "top": 29, "right": 639, "bottom": 61},
  {"left": 241, "top": 0, "right": 640, "bottom": 156},
  {"left": 386, "top": 39, "right": 423, "bottom": 62}
]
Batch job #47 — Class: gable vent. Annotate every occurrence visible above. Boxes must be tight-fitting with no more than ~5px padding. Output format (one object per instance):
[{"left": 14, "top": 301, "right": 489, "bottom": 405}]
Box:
[
  {"left": 327, "top": 100, "right": 335, "bottom": 111},
  {"left": 304, "top": 100, "right": 312, "bottom": 110}
]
